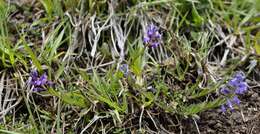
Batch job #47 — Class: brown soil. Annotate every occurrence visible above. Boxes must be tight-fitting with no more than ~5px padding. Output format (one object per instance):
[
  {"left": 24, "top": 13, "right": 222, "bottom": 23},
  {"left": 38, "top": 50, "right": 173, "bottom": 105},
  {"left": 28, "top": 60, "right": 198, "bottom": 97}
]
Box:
[{"left": 185, "top": 87, "right": 260, "bottom": 134}]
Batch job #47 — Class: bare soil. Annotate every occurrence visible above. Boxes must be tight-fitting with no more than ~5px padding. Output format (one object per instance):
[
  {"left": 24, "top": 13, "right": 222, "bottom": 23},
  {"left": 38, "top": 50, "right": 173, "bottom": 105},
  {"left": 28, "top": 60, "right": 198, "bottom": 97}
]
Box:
[{"left": 184, "top": 87, "right": 260, "bottom": 134}]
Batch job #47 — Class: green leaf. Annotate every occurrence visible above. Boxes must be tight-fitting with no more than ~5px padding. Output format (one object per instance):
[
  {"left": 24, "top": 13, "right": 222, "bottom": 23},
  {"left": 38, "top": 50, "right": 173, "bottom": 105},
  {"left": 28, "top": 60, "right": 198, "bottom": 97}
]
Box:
[
  {"left": 54, "top": 63, "right": 65, "bottom": 80},
  {"left": 142, "top": 92, "right": 155, "bottom": 107},
  {"left": 61, "top": 91, "right": 88, "bottom": 108},
  {"left": 254, "top": 32, "right": 260, "bottom": 55},
  {"left": 182, "top": 98, "right": 225, "bottom": 116},
  {"left": 97, "top": 95, "right": 124, "bottom": 112},
  {"left": 23, "top": 44, "right": 42, "bottom": 72},
  {"left": 189, "top": 83, "right": 220, "bottom": 99},
  {"left": 191, "top": 4, "right": 204, "bottom": 26},
  {"left": 130, "top": 47, "right": 145, "bottom": 76},
  {"left": 0, "top": 130, "right": 22, "bottom": 134},
  {"left": 47, "top": 88, "right": 60, "bottom": 97},
  {"left": 255, "top": 0, "right": 260, "bottom": 11},
  {"left": 46, "top": 89, "right": 89, "bottom": 107},
  {"left": 49, "top": 27, "right": 65, "bottom": 61},
  {"left": 40, "top": 0, "right": 53, "bottom": 17}
]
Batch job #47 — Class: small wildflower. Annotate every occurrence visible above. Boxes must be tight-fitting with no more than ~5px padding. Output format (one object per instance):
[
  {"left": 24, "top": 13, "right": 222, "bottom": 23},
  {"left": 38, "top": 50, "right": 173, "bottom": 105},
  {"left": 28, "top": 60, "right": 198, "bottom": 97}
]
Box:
[
  {"left": 228, "top": 71, "right": 247, "bottom": 87},
  {"left": 151, "top": 42, "right": 160, "bottom": 48},
  {"left": 220, "top": 87, "right": 231, "bottom": 95},
  {"left": 143, "top": 24, "right": 162, "bottom": 48},
  {"left": 29, "top": 70, "right": 52, "bottom": 92},
  {"left": 232, "top": 96, "right": 240, "bottom": 105},
  {"left": 228, "top": 71, "right": 248, "bottom": 95},
  {"left": 119, "top": 64, "right": 129, "bottom": 76},
  {"left": 220, "top": 97, "right": 241, "bottom": 113},
  {"left": 219, "top": 71, "right": 248, "bottom": 113},
  {"left": 234, "top": 82, "right": 248, "bottom": 94},
  {"left": 226, "top": 99, "right": 233, "bottom": 111},
  {"left": 143, "top": 36, "right": 150, "bottom": 44},
  {"left": 221, "top": 105, "right": 226, "bottom": 113},
  {"left": 233, "top": 71, "right": 246, "bottom": 81},
  {"left": 228, "top": 78, "right": 239, "bottom": 87}
]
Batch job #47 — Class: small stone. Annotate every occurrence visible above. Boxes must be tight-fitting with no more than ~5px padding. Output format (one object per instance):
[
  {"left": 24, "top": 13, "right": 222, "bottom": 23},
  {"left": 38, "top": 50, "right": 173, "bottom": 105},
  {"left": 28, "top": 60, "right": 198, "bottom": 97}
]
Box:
[
  {"left": 215, "top": 122, "right": 222, "bottom": 128},
  {"left": 251, "top": 93, "right": 258, "bottom": 99},
  {"left": 226, "top": 120, "right": 233, "bottom": 125},
  {"left": 232, "top": 113, "right": 242, "bottom": 123},
  {"left": 208, "top": 120, "right": 216, "bottom": 126},
  {"left": 207, "top": 128, "right": 215, "bottom": 133}
]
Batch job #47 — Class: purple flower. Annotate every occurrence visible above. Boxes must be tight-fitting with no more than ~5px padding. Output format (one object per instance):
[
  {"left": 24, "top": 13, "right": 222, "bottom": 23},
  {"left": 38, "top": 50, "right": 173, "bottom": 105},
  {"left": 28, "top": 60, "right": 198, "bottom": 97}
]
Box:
[
  {"left": 151, "top": 42, "right": 159, "bottom": 48},
  {"left": 226, "top": 71, "right": 248, "bottom": 95},
  {"left": 221, "top": 105, "right": 226, "bottom": 113},
  {"left": 119, "top": 64, "right": 129, "bottom": 76},
  {"left": 220, "top": 87, "right": 231, "bottom": 95},
  {"left": 228, "top": 71, "right": 246, "bottom": 87},
  {"left": 234, "top": 82, "right": 248, "bottom": 94},
  {"left": 228, "top": 78, "right": 239, "bottom": 87},
  {"left": 155, "top": 31, "right": 162, "bottom": 39},
  {"left": 36, "top": 73, "right": 48, "bottom": 86},
  {"left": 143, "top": 36, "right": 150, "bottom": 44},
  {"left": 220, "top": 71, "right": 247, "bottom": 113},
  {"left": 29, "top": 70, "right": 52, "bottom": 92},
  {"left": 232, "top": 96, "right": 240, "bottom": 105},
  {"left": 143, "top": 24, "right": 162, "bottom": 48},
  {"left": 221, "top": 97, "right": 241, "bottom": 113},
  {"left": 226, "top": 99, "right": 233, "bottom": 111},
  {"left": 233, "top": 71, "right": 245, "bottom": 81}
]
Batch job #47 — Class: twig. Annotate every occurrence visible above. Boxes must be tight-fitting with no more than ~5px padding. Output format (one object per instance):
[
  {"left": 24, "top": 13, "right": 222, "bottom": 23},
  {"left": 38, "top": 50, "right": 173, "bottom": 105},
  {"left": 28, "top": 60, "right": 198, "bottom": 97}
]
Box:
[
  {"left": 79, "top": 61, "right": 115, "bottom": 71},
  {"left": 139, "top": 105, "right": 144, "bottom": 131},
  {"left": 80, "top": 115, "right": 109, "bottom": 134},
  {"left": 0, "top": 97, "right": 22, "bottom": 117},
  {"left": 193, "top": 117, "right": 201, "bottom": 134},
  {"left": 220, "top": 35, "right": 236, "bottom": 66},
  {"left": 250, "top": 125, "right": 255, "bottom": 134},
  {"left": 146, "top": 110, "right": 158, "bottom": 130},
  {"left": 80, "top": 115, "right": 100, "bottom": 134}
]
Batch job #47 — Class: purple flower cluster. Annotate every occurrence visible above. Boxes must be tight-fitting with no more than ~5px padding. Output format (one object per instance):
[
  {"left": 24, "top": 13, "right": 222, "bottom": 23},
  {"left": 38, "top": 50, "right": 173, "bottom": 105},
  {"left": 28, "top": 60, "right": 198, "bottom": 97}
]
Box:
[
  {"left": 228, "top": 72, "right": 248, "bottom": 94},
  {"left": 220, "top": 71, "right": 248, "bottom": 112},
  {"left": 29, "top": 70, "right": 52, "bottom": 92},
  {"left": 143, "top": 24, "right": 162, "bottom": 48}
]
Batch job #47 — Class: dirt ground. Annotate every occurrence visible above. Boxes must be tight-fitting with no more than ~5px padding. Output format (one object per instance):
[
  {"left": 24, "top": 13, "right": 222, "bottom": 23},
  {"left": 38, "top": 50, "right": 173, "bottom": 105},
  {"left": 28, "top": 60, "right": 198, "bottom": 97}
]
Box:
[{"left": 189, "top": 87, "right": 260, "bottom": 134}]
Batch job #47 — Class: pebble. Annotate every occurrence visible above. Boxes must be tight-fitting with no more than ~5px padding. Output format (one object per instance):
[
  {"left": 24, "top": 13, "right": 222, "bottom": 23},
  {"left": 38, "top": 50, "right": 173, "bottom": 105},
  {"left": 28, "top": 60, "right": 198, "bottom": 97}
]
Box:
[
  {"left": 208, "top": 120, "right": 216, "bottom": 126},
  {"left": 206, "top": 128, "right": 215, "bottom": 133},
  {"left": 215, "top": 122, "right": 222, "bottom": 128},
  {"left": 227, "top": 120, "right": 233, "bottom": 125},
  {"left": 251, "top": 93, "right": 258, "bottom": 99},
  {"left": 232, "top": 113, "right": 242, "bottom": 123}
]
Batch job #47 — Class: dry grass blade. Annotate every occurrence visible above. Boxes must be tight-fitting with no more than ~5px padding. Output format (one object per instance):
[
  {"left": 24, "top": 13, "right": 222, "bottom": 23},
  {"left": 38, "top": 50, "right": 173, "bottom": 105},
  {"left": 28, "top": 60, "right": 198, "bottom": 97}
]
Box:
[
  {"left": 109, "top": 1, "right": 133, "bottom": 64},
  {"left": 0, "top": 71, "right": 21, "bottom": 122},
  {"left": 80, "top": 115, "right": 109, "bottom": 134},
  {"left": 0, "top": 71, "right": 5, "bottom": 112},
  {"left": 89, "top": 14, "right": 112, "bottom": 58}
]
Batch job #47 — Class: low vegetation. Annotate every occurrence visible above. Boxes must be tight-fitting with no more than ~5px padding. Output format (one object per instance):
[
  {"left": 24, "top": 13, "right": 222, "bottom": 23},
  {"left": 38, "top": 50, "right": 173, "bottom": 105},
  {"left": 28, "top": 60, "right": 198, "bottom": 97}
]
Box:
[{"left": 0, "top": 0, "right": 259, "bottom": 133}]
